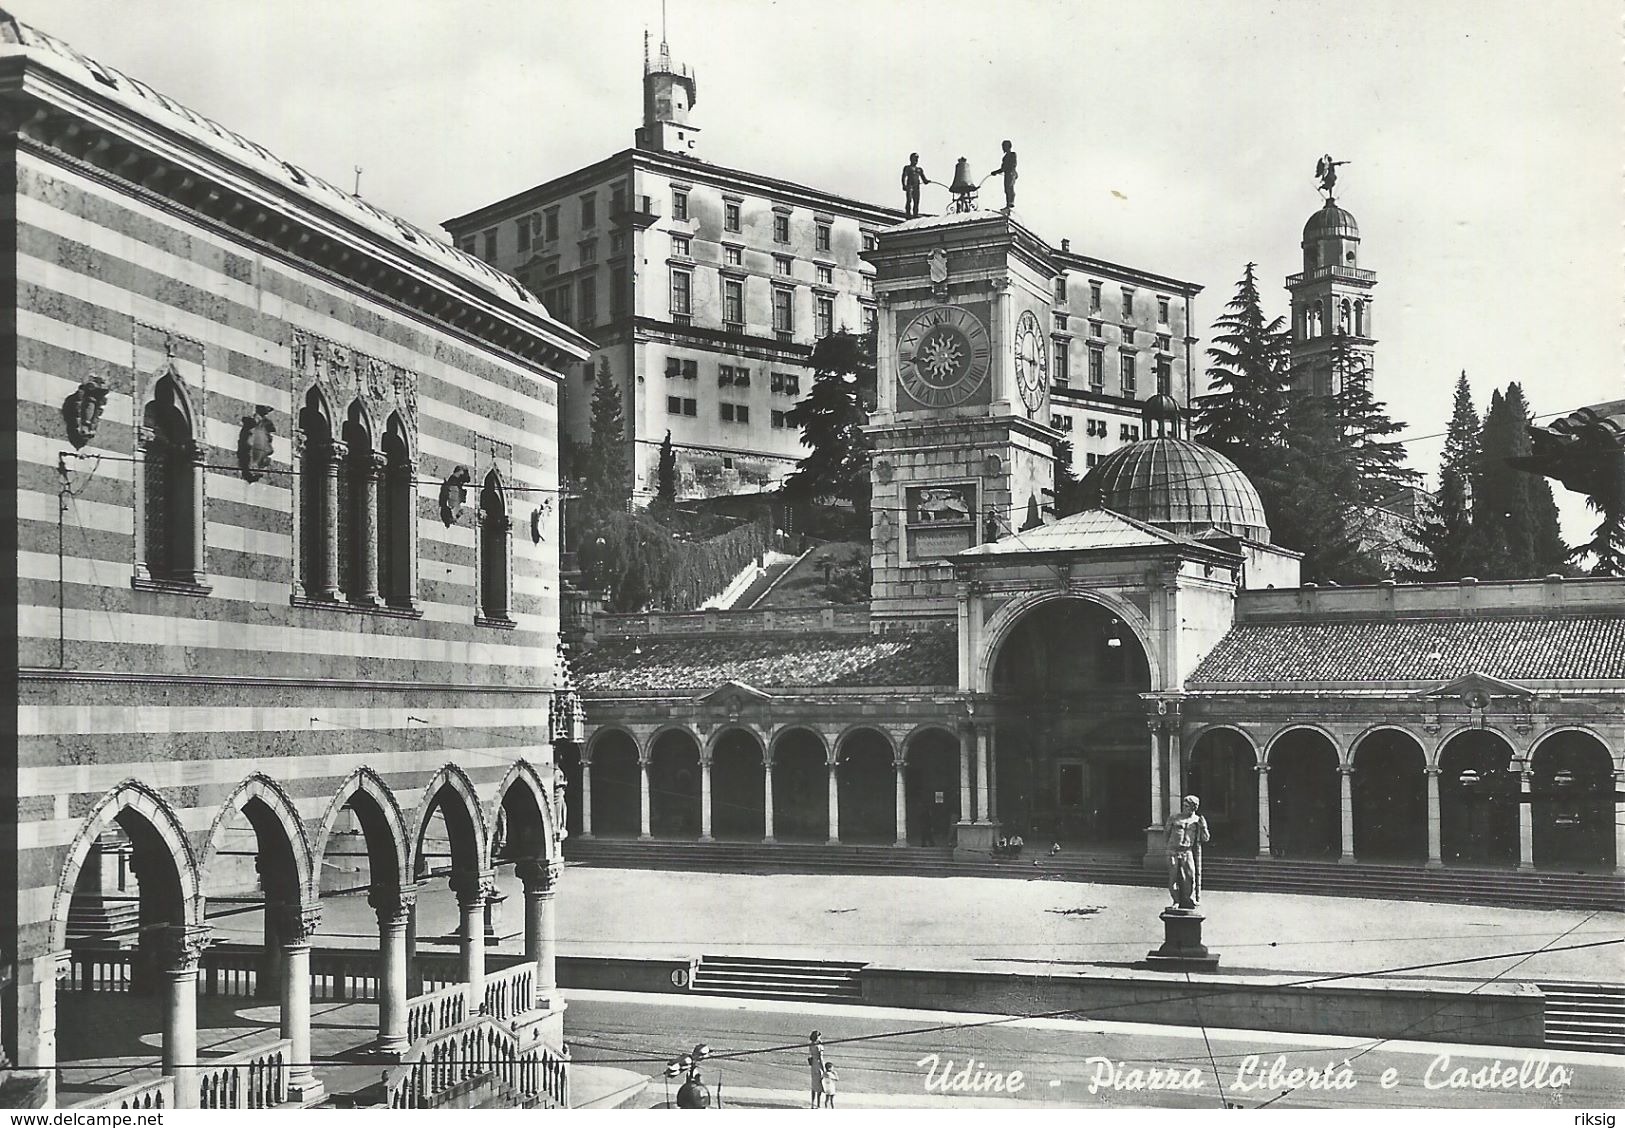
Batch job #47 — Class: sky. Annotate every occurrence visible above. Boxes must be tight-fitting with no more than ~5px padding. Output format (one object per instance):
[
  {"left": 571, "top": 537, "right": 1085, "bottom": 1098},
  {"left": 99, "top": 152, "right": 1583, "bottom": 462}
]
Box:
[{"left": 27, "top": 0, "right": 1624, "bottom": 541}]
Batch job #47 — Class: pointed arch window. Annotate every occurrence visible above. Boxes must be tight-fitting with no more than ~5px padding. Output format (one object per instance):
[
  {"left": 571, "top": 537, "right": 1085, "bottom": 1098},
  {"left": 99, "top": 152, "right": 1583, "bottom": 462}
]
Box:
[
  {"left": 297, "top": 389, "right": 340, "bottom": 600},
  {"left": 378, "top": 414, "right": 417, "bottom": 609},
  {"left": 138, "top": 369, "right": 205, "bottom": 587},
  {"left": 477, "top": 470, "right": 513, "bottom": 626},
  {"left": 340, "top": 400, "right": 382, "bottom": 606}
]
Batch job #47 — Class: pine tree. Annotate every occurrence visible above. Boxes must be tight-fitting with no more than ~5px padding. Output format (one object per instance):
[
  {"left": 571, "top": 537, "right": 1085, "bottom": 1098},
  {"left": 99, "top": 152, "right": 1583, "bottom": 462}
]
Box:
[
  {"left": 1264, "top": 392, "right": 1382, "bottom": 583},
  {"left": 1467, "top": 385, "right": 1569, "bottom": 578},
  {"left": 1326, "top": 331, "right": 1420, "bottom": 504},
  {"left": 1194, "top": 264, "right": 1290, "bottom": 482},
  {"left": 581, "top": 357, "right": 630, "bottom": 515},
  {"left": 784, "top": 331, "right": 876, "bottom": 515},
  {"left": 1571, "top": 462, "right": 1625, "bottom": 576},
  {"left": 655, "top": 430, "right": 678, "bottom": 508},
  {"left": 1417, "top": 372, "right": 1480, "bottom": 578}
]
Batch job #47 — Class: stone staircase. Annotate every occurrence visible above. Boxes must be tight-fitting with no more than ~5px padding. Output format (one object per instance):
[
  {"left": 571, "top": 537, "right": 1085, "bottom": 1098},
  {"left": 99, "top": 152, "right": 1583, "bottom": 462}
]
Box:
[
  {"left": 689, "top": 955, "right": 865, "bottom": 1002},
  {"left": 1538, "top": 982, "right": 1625, "bottom": 1054},
  {"left": 563, "top": 838, "right": 1624, "bottom": 912}
]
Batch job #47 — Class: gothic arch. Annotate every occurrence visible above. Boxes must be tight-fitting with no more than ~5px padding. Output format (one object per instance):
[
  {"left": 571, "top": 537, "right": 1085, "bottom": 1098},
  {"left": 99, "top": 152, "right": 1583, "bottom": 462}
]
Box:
[
  {"left": 977, "top": 589, "right": 1162, "bottom": 695},
  {"left": 51, "top": 780, "right": 203, "bottom": 951},
  {"left": 312, "top": 767, "right": 411, "bottom": 890},
  {"left": 200, "top": 774, "right": 316, "bottom": 901},
  {"left": 489, "top": 758, "right": 560, "bottom": 863},
  {"left": 343, "top": 397, "right": 378, "bottom": 452},
  {"left": 412, "top": 763, "right": 492, "bottom": 875},
  {"left": 384, "top": 410, "right": 418, "bottom": 463}
]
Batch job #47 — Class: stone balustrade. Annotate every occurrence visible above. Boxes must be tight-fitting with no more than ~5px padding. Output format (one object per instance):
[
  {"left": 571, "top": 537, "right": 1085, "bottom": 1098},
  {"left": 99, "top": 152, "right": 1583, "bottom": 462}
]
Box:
[
  {"left": 196, "top": 1038, "right": 292, "bottom": 1109},
  {"left": 387, "top": 1015, "right": 568, "bottom": 1110},
  {"left": 69, "top": 1075, "right": 174, "bottom": 1110},
  {"left": 406, "top": 982, "right": 468, "bottom": 1044}
]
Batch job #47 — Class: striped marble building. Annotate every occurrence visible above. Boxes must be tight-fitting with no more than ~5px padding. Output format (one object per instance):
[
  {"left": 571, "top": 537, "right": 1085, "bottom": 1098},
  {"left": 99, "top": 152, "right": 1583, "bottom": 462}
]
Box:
[{"left": 1, "top": 13, "right": 588, "bottom": 1109}]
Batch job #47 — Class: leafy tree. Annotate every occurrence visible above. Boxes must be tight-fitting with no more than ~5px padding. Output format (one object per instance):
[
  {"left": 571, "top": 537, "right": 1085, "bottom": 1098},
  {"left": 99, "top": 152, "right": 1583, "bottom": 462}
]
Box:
[
  {"left": 1466, "top": 384, "right": 1569, "bottom": 578},
  {"left": 1194, "top": 264, "right": 1290, "bottom": 482},
  {"left": 655, "top": 430, "right": 678, "bottom": 508},
  {"left": 784, "top": 331, "right": 876, "bottom": 517},
  {"left": 1416, "top": 372, "right": 1480, "bottom": 578},
  {"left": 580, "top": 357, "right": 630, "bottom": 515}
]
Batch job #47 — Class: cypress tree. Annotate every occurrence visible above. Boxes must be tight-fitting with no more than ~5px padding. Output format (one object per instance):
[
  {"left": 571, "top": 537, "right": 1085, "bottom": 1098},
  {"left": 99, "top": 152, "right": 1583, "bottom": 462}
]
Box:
[
  {"left": 655, "top": 430, "right": 678, "bottom": 508},
  {"left": 1417, "top": 372, "right": 1480, "bottom": 578},
  {"left": 1326, "top": 331, "right": 1420, "bottom": 504},
  {"left": 1194, "top": 263, "right": 1290, "bottom": 482},
  {"left": 581, "top": 357, "right": 630, "bottom": 515},
  {"left": 1468, "top": 385, "right": 1569, "bottom": 578}
]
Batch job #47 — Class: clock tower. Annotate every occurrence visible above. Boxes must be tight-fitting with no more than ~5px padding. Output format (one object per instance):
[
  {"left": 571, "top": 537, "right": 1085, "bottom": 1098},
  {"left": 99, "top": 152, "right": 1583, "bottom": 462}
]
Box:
[{"left": 866, "top": 211, "right": 1062, "bottom": 630}]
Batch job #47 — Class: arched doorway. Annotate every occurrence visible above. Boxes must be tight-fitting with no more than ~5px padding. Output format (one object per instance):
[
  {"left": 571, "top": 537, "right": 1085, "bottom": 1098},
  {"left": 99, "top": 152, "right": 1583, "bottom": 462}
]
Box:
[
  {"left": 588, "top": 731, "right": 641, "bottom": 838},
  {"left": 1351, "top": 730, "right": 1427, "bottom": 862},
  {"left": 990, "top": 598, "right": 1152, "bottom": 848},
  {"left": 1532, "top": 731, "right": 1615, "bottom": 872},
  {"left": 56, "top": 789, "right": 197, "bottom": 1106},
  {"left": 649, "top": 729, "right": 702, "bottom": 839},
  {"left": 493, "top": 771, "right": 553, "bottom": 867},
  {"left": 836, "top": 728, "right": 894, "bottom": 844},
  {"left": 1186, "top": 729, "right": 1259, "bottom": 856},
  {"left": 1267, "top": 729, "right": 1340, "bottom": 859},
  {"left": 555, "top": 742, "right": 584, "bottom": 839},
  {"left": 1439, "top": 731, "right": 1518, "bottom": 867},
  {"left": 771, "top": 728, "right": 828, "bottom": 843},
  {"left": 904, "top": 727, "right": 960, "bottom": 846},
  {"left": 712, "top": 728, "right": 766, "bottom": 841}
]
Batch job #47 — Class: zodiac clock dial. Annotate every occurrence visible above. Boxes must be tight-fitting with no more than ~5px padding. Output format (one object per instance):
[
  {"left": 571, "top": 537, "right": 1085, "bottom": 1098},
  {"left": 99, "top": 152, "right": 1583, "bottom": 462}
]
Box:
[
  {"left": 896, "top": 306, "right": 992, "bottom": 409},
  {"left": 1014, "top": 310, "right": 1049, "bottom": 414}
]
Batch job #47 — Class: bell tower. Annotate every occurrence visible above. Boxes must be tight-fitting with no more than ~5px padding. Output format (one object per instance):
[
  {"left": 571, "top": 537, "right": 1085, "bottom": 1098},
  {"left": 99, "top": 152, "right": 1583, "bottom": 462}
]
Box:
[
  {"left": 865, "top": 211, "right": 1061, "bottom": 631},
  {"left": 635, "top": 18, "right": 700, "bottom": 156},
  {"left": 1286, "top": 185, "right": 1376, "bottom": 397}
]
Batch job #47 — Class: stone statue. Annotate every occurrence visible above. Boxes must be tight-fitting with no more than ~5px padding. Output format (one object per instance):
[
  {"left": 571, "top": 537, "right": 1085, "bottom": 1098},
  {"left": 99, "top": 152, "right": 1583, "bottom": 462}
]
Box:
[
  {"left": 1165, "top": 795, "right": 1210, "bottom": 909},
  {"left": 991, "top": 140, "right": 1018, "bottom": 211},
  {"left": 901, "top": 153, "right": 930, "bottom": 218},
  {"left": 1315, "top": 154, "right": 1349, "bottom": 199},
  {"left": 553, "top": 765, "right": 569, "bottom": 841}
]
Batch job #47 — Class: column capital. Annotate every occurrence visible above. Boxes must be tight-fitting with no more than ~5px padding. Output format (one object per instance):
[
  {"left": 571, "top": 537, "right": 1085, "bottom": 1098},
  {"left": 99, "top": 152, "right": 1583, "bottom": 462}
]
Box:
[
  {"left": 159, "top": 924, "right": 212, "bottom": 973},
  {"left": 1253, "top": 762, "right": 1270, "bottom": 774},
  {"left": 449, "top": 868, "right": 497, "bottom": 908},
  {"left": 324, "top": 437, "right": 350, "bottom": 462},
  {"left": 368, "top": 883, "right": 419, "bottom": 927},
  {"left": 273, "top": 902, "right": 323, "bottom": 946},
  {"left": 1338, "top": 765, "right": 1356, "bottom": 777},
  {"left": 515, "top": 858, "right": 562, "bottom": 894},
  {"left": 1423, "top": 766, "right": 1443, "bottom": 777}
]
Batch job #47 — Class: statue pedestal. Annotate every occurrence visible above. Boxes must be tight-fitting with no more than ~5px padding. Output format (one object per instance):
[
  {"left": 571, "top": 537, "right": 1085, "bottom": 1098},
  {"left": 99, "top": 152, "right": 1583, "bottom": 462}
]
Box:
[{"left": 1145, "top": 908, "right": 1219, "bottom": 972}]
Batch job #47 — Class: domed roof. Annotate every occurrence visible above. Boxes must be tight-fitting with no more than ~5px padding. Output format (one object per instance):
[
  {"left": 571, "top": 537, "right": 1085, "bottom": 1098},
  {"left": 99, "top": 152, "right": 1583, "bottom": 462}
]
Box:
[
  {"left": 1303, "top": 200, "right": 1359, "bottom": 243},
  {"left": 1142, "top": 393, "right": 1181, "bottom": 423},
  {"left": 1080, "top": 436, "right": 1272, "bottom": 544}
]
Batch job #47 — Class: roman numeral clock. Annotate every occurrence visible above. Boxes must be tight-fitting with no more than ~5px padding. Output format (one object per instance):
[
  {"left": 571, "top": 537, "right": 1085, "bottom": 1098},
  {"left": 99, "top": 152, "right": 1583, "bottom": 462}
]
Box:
[{"left": 896, "top": 305, "right": 993, "bottom": 409}]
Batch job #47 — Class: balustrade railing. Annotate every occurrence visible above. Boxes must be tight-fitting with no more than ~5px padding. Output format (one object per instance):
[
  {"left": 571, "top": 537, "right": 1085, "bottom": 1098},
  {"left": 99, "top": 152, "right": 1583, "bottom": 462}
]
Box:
[
  {"left": 69, "top": 1075, "right": 173, "bottom": 1110},
  {"left": 386, "top": 1016, "right": 569, "bottom": 1109},
  {"left": 66, "top": 948, "right": 134, "bottom": 992},
  {"left": 483, "top": 962, "right": 535, "bottom": 1022},
  {"left": 407, "top": 982, "right": 468, "bottom": 1044},
  {"left": 196, "top": 1038, "right": 292, "bottom": 1109}
]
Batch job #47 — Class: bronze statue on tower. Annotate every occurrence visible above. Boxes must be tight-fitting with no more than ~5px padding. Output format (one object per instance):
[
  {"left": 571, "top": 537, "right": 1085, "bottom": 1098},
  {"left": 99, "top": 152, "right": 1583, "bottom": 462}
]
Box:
[{"left": 1316, "top": 153, "right": 1349, "bottom": 201}]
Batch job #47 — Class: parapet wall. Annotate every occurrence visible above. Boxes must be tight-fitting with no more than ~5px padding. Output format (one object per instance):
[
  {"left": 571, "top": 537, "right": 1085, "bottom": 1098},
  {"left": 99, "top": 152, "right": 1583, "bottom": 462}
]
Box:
[{"left": 1236, "top": 576, "right": 1625, "bottom": 622}]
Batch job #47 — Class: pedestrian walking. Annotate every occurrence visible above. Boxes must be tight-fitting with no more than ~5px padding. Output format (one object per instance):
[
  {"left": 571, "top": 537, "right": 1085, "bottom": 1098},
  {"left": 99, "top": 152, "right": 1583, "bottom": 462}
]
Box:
[{"left": 807, "top": 1030, "right": 826, "bottom": 1108}]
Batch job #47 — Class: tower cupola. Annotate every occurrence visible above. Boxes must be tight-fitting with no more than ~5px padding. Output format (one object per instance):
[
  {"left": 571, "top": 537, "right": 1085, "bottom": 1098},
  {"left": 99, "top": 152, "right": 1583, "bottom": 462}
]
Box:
[{"left": 636, "top": 23, "right": 700, "bottom": 155}]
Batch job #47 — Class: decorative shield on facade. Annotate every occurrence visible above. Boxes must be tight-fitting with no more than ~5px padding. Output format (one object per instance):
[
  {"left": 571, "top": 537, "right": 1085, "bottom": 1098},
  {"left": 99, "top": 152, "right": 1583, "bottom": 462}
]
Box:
[{"left": 62, "top": 375, "right": 110, "bottom": 449}]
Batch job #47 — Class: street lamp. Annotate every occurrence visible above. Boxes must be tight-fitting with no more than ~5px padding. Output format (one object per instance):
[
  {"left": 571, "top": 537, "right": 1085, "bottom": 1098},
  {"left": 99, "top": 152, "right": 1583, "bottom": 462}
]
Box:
[{"left": 664, "top": 1043, "right": 714, "bottom": 1108}]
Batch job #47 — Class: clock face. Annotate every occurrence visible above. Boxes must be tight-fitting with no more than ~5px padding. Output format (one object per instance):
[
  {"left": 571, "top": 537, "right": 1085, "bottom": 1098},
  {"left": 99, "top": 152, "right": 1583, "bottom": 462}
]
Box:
[
  {"left": 897, "top": 305, "right": 992, "bottom": 409},
  {"left": 1014, "top": 310, "right": 1048, "bottom": 414}
]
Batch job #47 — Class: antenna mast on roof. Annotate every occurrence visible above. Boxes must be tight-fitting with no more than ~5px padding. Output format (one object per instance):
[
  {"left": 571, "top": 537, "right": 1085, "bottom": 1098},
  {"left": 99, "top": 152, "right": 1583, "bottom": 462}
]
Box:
[{"left": 659, "top": 0, "right": 671, "bottom": 68}]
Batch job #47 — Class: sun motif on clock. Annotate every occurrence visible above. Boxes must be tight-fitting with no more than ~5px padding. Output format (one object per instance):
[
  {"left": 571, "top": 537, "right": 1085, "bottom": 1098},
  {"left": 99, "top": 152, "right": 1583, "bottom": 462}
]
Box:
[{"left": 897, "top": 305, "right": 992, "bottom": 409}]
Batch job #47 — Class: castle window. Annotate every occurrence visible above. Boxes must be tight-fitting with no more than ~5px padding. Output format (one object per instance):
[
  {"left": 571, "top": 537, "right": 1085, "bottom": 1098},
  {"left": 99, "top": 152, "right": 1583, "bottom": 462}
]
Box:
[
  {"left": 815, "top": 222, "right": 832, "bottom": 252},
  {"left": 771, "top": 409, "right": 788, "bottom": 429},
  {"left": 815, "top": 296, "right": 834, "bottom": 338},
  {"left": 515, "top": 217, "right": 530, "bottom": 253},
  {"left": 670, "top": 234, "right": 691, "bottom": 258},
  {"left": 1156, "top": 356, "right": 1172, "bottom": 396},
  {"left": 671, "top": 189, "right": 689, "bottom": 221},
  {"left": 862, "top": 231, "right": 877, "bottom": 252},
  {"left": 1121, "top": 287, "right": 1135, "bottom": 317},
  {"left": 816, "top": 264, "right": 833, "bottom": 286},
  {"left": 1088, "top": 347, "right": 1104, "bottom": 390},
  {"left": 773, "top": 287, "right": 794, "bottom": 335},
  {"left": 1089, "top": 281, "right": 1102, "bottom": 312},
  {"left": 1121, "top": 353, "right": 1137, "bottom": 395},
  {"left": 724, "top": 245, "right": 743, "bottom": 267},
  {"left": 578, "top": 275, "right": 597, "bottom": 327},
  {"left": 477, "top": 471, "right": 512, "bottom": 625},
  {"left": 774, "top": 255, "right": 793, "bottom": 277},
  {"left": 1054, "top": 275, "right": 1068, "bottom": 302},
  {"left": 140, "top": 368, "right": 203, "bottom": 587},
  {"left": 481, "top": 228, "right": 497, "bottom": 261},
  {"left": 1157, "top": 296, "right": 1170, "bottom": 324},
  {"left": 670, "top": 269, "right": 692, "bottom": 319},
  {"left": 1053, "top": 339, "right": 1069, "bottom": 385},
  {"left": 773, "top": 213, "right": 790, "bottom": 244},
  {"left": 579, "top": 193, "right": 596, "bottom": 228},
  {"left": 723, "top": 278, "right": 744, "bottom": 327},
  {"left": 543, "top": 207, "right": 559, "bottom": 241},
  {"left": 724, "top": 201, "right": 741, "bottom": 232}
]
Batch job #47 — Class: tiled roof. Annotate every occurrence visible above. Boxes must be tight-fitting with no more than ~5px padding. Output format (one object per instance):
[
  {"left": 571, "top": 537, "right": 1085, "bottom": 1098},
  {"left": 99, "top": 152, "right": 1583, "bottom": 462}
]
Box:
[
  {"left": 576, "top": 631, "right": 958, "bottom": 694},
  {"left": 958, "top": 508, "right": 1214, "bottom": 557},
  {"left": 1188, "top": 615, "right": 1625, "bottom": 686}
]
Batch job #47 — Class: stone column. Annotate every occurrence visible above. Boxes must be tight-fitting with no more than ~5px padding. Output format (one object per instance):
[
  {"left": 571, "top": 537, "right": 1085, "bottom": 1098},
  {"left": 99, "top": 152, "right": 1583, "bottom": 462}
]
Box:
[
  {"left": 402, "top": 459, "right": 421, "bottom": 609},
  {"left": 450, "top": 871, "right": 493, "bottom": 1012},
  {"left": 699, "top": 754, "right": 714, "bottom": 842},
  {"left": 1338, "top": 765, "right": 1356, "bottom": 863},
  {"left": 580, "top": 758, "right": 594, "bottom": 838},
  {"left": 1167, "top": 724, "right": 1183, "bottom": 805},
  {"left": 369, "top": 885, "right": 415, "bottom": 1057},
  {"left": 1614, "top": 771, "right": 1625, "bottom": 876},
  {"left": 278, "top": 905, "right": 324, "bottom": 1102},
  {"left": 1254, "top": 763, "right": 1271, "bottom": 859},
  {"left": 161, "top": 926, "right": 210, "bottom": 1109},
  {"left": 893, "top": 757, "right": 908, "bottom": 847},
  {"left": 352, "top": 450, "right": 384, "bottom": 606},
  {"left": 1518, "top": 767, "right": 1535, "bottom": 871},
  {"left": 517, "top": 860, "right": 559, "bottom": 1007},
  {"left": 763, "top": 759, "right": 776, "bottom": 843},
  {"left": 638, "top": 756, "right": 652, "bottom": 840},
  {"left": 1148, "top": 722, "right": 1165, "bottom": 826},
  {"left": 13, "top": 951, "right": 63, "bottom": 1108},
  {"left": 959, "top": 726, "right": 973, "bottom": 827},
  {"left": 186, "top": 442, "right": 207, "bottom": 584},
  {"left": 318, "top": 440, "right": 347, "bottom": 600},
  {"left": 827, "top": 754, "right": 841, "bottom": 845},
  {"left": 1424, "top": 766, "right": 1443, "bottom": 867},
  {"left": 973, "top": 725, "right": 991, "bottom": 824},
  {"left": 986, "top": 727, "right": 999, "bottom": 823}
]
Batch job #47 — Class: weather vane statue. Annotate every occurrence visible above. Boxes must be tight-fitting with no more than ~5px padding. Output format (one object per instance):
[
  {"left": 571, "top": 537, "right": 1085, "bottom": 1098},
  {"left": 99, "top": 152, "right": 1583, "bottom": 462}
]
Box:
[{"left": 1316, "top": 153, "right": 1349, "bottom": 201}]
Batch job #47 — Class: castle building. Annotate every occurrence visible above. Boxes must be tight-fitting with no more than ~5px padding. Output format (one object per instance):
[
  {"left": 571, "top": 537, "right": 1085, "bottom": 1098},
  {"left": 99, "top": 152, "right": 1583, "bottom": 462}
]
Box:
[
  {"left": 567, "top": 205, "right": 1624, "bottom": 891},
  {"left": 443, "top": 32, "right": 1200, "bottom": 504},
  {"left": 1, "top": 13, "right": 584, "bottom": 1109}
]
